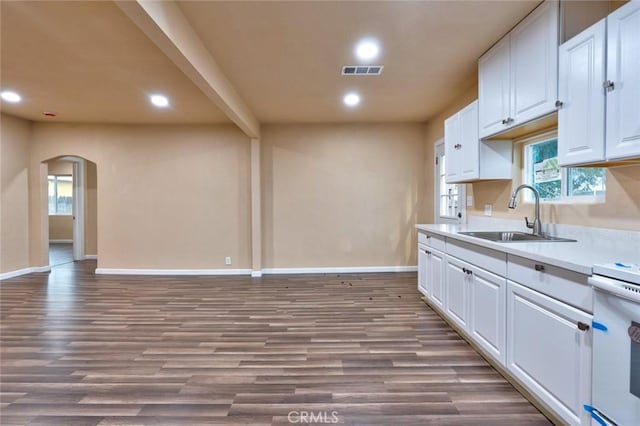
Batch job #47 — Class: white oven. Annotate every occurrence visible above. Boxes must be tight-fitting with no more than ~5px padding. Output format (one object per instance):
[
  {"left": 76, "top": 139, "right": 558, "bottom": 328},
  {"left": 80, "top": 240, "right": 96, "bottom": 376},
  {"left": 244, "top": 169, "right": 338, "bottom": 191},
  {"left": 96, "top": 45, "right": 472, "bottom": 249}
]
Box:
[{"left": 587, "top": 263, "right": 640, "bottom": 426}]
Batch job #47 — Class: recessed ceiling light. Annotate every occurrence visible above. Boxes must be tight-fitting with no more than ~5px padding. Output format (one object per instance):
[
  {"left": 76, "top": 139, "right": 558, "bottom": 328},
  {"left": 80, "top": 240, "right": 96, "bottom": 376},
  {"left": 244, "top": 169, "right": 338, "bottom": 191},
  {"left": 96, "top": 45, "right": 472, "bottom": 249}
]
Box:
[
  {"left": 355, "top": 39, "right": 380, "bottom": 61},
  {"left": 343, "top": 93, "right": 361, "bottom": 107},
  {"left": 149, "top": 94, "right": 169, "bottom": 108},
  {"left": 1, "top": 90, "right": 22, "bottom": 103}
]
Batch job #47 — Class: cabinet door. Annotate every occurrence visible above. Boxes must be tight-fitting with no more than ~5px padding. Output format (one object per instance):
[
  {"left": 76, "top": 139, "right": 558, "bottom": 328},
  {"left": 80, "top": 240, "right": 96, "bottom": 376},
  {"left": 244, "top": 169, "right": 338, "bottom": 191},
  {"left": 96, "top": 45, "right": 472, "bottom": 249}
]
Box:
[
  {"left": 417, "top": 245, "right": 428, "bottom": 297},
  {"left": 429, "top": 248, "right": 446, "bottom": 311},
  {"left": 444, "top": 114, "right": 460, "bottom": 182},
  {"left": 458, "top": 101, "right": 480, "bottom": 181},
  {"left": 445, "top": 257, "right": 469, "bottom": 331},
  {"left": 510, "top": 0, "right": 559, "bottom": 126},
  {"left": 478, "top": 36, "right": 511, "bottom": 138},
  {"left": 470, "top": 267, "right": 506, "bottom": 365},
  {"left": 606, "top": 1, "right": 640, "bottom": 160},
  {"left": 558, "top": 19, "right": 606, "bottom": 166},
  {"left": 507, "top": 280, "right": 592, "bottom": 426}
]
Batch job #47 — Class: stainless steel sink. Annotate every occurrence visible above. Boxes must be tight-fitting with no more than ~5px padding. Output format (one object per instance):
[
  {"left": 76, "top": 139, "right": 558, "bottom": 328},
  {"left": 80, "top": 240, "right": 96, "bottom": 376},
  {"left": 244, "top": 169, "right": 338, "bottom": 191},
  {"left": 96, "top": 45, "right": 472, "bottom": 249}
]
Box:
[{"left": 458, "top": 231, "right": 576, "bottom": 243}]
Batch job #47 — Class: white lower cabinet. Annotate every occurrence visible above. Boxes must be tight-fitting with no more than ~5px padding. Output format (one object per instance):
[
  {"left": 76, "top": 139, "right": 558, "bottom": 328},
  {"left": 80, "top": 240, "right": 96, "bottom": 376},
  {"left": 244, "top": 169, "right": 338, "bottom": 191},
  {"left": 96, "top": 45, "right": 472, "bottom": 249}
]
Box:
[
  {"left": 507, "top": 280, "right": 592, "bottom": 426},
  {"left": 470, "top": 267, "right": 507, "bottom": 365},
  {"left": 417, "top": 230, "right": 594, "bottom": 424},
  {"left": 417, "top": 244, "right": 429, "bottom": 297},
  {"left": 445, "top": 256, "right": 470, "bottom": 331},
  {"left": 428, "top": 248, "right": 446, "bottom": 311}
]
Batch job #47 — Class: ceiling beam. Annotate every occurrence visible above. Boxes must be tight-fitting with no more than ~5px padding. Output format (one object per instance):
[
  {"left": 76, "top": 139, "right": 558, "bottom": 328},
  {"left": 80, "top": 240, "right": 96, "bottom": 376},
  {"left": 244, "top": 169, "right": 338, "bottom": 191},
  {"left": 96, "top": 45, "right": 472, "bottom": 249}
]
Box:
[{"left": 115, "top": 0, "right": 260, "bottom": 138}]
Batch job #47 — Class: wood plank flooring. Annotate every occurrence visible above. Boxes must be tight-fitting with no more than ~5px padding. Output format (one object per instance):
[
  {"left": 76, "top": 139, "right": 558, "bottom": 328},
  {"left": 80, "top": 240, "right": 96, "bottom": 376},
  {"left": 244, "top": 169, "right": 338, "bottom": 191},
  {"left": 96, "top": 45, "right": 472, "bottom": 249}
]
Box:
[{"left": 0, "top": 261, "right": 552, "bottom": 425}]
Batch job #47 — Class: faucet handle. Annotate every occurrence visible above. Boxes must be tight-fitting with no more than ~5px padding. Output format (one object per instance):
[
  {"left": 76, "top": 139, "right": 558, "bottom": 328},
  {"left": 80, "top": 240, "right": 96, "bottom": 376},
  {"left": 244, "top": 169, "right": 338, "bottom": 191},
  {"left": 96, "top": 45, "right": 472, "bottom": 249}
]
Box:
[{"left": 524, "top": 217, "right": 534, "bottom": 229}]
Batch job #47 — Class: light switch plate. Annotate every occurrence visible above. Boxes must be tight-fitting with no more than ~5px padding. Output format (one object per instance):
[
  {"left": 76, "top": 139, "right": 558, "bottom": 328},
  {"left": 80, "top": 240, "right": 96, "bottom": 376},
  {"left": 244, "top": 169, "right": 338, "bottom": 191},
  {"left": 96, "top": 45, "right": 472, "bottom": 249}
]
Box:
[
  {"left": 484, "top": 204, "right": 492, "bottom": 216},
  {"left": 466, "top": 196, "right": 473, "bottom": 207}
]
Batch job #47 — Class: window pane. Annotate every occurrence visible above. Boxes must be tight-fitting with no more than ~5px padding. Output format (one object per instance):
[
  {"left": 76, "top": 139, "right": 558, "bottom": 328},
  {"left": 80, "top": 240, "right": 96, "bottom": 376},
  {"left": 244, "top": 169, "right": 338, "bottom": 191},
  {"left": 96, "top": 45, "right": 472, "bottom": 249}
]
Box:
[
  {"left": 528, "top": 139, "right": 561, "bottom": 201},
  {"left": 567, "top": 168, "right": 606, "bottom": 197}
]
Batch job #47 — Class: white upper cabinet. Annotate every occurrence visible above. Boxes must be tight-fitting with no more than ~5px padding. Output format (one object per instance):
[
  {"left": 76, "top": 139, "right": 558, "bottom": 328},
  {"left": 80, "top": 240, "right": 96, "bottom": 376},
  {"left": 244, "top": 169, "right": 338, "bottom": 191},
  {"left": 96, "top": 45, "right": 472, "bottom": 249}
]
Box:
[
  {"left": 557, "top": 1, "right": 640, "bottom": 166},
  {"left": 445, "top": 100, "right": 512, "bottom": 183},
  {"left": 558, "top": 19, "right": 606, "bottom": 166},
  {"left": 479, "top": 37, "right": 511, "bottom": 138},
  {"left": 606, "top": 0, "right": 640, "bottom": 161},
  {"left": 478, "top": 1, "right": 559, "bottom": 139},
  {"left": 510, "top": 1, "right": 559, "bottom": 125}
]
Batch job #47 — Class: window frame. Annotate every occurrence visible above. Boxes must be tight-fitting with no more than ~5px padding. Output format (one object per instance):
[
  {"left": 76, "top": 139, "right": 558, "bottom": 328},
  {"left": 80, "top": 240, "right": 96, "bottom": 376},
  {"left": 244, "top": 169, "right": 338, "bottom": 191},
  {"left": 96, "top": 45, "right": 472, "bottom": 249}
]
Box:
[{"left": 519, "top": 132, "right": 606, "bottom": 205}]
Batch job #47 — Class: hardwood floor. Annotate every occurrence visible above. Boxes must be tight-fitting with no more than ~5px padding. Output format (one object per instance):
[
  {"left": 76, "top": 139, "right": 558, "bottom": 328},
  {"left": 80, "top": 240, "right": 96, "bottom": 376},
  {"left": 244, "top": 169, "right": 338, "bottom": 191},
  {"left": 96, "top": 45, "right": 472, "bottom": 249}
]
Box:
[
  {"left": 0, "top": 261, "right": 552, "bottom": 425},
  {"left": 48, "top": 243, "right": 74, "bottom": 267}
]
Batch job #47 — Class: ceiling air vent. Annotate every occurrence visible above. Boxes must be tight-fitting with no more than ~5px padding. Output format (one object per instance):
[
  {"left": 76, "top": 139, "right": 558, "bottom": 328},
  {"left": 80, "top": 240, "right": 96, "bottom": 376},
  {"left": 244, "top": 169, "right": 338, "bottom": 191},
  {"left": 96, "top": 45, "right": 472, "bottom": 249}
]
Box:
[{"left": 342, "top": 65, "right": 384, "bottom": 76}]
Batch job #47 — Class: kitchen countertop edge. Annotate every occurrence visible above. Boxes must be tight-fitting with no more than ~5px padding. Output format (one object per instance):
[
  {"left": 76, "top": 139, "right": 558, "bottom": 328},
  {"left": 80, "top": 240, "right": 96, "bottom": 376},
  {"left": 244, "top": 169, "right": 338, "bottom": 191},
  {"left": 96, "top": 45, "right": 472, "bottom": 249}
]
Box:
[{"left": 415, "top": 224, "right": 595, "bottom": 275}]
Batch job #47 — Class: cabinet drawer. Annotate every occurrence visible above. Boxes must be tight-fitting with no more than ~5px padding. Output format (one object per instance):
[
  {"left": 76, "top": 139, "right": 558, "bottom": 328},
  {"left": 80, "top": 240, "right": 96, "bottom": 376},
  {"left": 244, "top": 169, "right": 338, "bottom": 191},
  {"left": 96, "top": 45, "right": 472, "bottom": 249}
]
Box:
[
  {"left": 418, "top": 232, "right": 446, "bottom": 251},
  {"left": 507, "top": 255, "right": 592, "bottom": 313},
  {"left": 446, "top": 238, "right": 507, "bottom": 277}
]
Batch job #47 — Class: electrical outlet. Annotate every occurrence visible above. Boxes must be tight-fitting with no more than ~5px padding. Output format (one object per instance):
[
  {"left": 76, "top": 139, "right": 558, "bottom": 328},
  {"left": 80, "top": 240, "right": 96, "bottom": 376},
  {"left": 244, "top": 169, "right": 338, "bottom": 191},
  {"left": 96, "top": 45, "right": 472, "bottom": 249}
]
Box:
[
  {"left": 225, "top": 256, "right": 232, "bottom": 265},
  {"left": 484, "top": 204, "right": 492, "bottom": 216}
]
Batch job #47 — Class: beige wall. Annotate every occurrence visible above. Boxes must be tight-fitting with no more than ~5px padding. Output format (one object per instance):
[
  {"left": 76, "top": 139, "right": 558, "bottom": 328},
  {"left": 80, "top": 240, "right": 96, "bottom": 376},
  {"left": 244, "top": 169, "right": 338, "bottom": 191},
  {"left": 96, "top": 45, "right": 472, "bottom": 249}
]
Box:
[
  {"left": 261, "top": 123, "right": 424, "bottom": 268},
  {"left": 49, "top": 215, "right": 73, "bottom": 241},
  {"left": 48, "top": 160, "right": 73, "bottom": 175},
  {"left": 85, "top": 161, "right": 98, "bottom": 255},
  {"left": 423, "top": 85, "right": 640, "bottom": 232},
  {"left": 29, "top": 123, "right": 252, "bottom": 269},
  {"left": 1, "top": 114, "right": 32, "bottom": 273}
]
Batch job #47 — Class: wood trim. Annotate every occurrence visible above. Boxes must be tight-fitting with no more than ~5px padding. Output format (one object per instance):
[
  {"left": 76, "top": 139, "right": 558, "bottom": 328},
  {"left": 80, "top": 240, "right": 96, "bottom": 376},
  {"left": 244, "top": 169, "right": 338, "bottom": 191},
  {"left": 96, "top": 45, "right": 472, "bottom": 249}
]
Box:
[{"left": 49, "top": 239, "right": 73, "bottom": 244}]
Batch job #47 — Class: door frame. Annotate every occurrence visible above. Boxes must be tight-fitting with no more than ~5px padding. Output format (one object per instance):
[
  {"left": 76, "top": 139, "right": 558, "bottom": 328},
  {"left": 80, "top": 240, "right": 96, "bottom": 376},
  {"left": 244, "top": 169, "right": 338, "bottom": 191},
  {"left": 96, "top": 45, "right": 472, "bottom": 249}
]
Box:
[
  {"left": 434, "top": 140, "right": 466, "bottom": 225},
  {"left": 71, "top": 158, "right": 86, "bottom": 261}
]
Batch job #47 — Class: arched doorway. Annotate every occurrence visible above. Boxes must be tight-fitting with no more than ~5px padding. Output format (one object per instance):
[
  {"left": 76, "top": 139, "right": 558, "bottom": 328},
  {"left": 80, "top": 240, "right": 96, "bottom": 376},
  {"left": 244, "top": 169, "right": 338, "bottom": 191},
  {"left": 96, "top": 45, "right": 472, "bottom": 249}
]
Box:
[{"left": 43, "top": 156, "right": 97, "bottom": 267}]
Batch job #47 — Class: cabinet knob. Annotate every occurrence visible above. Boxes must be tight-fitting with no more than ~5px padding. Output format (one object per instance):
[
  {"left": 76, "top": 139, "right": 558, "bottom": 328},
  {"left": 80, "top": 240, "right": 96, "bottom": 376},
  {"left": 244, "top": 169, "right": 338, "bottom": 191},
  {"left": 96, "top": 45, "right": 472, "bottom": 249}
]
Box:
[
  {"left": 577, "top": 321, "right": 590, "bottom": 331},
  {"left": 534, "top": 264, "right": 545, "bottom": 272},
  {"left": 502, "top": 118, "right": 508, "bottom": 125},
  {"left": 462, "top": 267, "right": 468, "bottom": 274},
  {"left": 506, "top": 117, "right": 514, "bottom": 124},
  {"left": 555, "top": 100, "right": 563, "bottom": 108}
]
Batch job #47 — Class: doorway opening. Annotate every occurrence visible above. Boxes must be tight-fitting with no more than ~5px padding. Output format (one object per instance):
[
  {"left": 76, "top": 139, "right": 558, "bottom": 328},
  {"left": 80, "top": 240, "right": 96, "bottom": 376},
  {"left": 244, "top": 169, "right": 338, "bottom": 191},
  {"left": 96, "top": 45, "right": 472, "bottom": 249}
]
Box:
[
  {"left": 434, "top": 141, "right": 466, "bottom": 225},
  {"left": 44, "top": 156, "right": 97, "bottom": 267}
]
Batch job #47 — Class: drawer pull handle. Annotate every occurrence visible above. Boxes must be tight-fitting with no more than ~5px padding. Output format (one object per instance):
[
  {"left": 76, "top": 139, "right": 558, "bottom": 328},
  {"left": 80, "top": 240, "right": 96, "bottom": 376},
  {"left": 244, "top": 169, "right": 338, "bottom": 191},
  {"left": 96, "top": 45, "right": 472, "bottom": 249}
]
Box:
[
  {"left": 461, "top": 267, "right": 472, "bottom": 275},
  {"left": 534, "top": 264, "right": 545, "bottom": 272},
  {"left": 577, "top": 321, "right": 590, "bottom": 331}
]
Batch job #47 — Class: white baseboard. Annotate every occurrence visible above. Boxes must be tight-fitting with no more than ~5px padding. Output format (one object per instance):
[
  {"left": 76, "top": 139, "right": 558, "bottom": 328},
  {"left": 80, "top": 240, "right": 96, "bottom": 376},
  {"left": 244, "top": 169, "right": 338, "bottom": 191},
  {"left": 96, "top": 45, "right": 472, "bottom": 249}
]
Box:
[
  {"left": 95, "top": 268, "right": 252, "bottom": 276},
  {"left": 85, "top": 255, "right": 98, "bottom": 260},
  {"left": 49, "top": 239, "right": 72, "bottom": 244},
  {"left": 0, "top": 265, "right": 51, "bottom": 280},
  {"left": 261, "top": 265, "right": 418, "bottom": 275},
  {"left": 251, "top": 270, "right": 263, "bottom": 277}
]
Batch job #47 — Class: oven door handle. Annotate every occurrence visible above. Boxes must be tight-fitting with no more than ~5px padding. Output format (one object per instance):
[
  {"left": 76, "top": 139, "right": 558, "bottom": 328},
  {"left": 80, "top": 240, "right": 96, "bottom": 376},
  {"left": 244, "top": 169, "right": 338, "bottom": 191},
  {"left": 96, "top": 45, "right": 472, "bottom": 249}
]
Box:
[{"left": 589, "top": 275, "right": 640, "bottom": 303}]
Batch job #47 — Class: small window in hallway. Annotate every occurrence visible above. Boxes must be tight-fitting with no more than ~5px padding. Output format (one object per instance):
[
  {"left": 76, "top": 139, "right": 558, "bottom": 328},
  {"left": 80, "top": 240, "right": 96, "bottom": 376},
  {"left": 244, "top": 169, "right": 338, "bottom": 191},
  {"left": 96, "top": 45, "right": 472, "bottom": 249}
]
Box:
[{"left": 48, "top": 175, "right": 72, "bottom": 215}]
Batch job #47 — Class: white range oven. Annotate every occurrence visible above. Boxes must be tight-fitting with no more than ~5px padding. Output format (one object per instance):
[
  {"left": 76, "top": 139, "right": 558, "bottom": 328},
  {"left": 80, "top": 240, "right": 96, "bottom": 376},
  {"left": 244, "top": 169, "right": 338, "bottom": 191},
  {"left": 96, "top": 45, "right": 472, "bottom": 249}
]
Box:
[{"left": 587, "top": 263, "right": 640, "bottom": 426}]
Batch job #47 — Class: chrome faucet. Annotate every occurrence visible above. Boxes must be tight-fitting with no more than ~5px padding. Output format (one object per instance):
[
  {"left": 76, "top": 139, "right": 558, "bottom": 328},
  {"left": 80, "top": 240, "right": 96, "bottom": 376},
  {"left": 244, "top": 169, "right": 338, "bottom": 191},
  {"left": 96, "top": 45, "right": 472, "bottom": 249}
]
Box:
[{"left": 508, "top": 184, "right": 542, "bottom": 236}]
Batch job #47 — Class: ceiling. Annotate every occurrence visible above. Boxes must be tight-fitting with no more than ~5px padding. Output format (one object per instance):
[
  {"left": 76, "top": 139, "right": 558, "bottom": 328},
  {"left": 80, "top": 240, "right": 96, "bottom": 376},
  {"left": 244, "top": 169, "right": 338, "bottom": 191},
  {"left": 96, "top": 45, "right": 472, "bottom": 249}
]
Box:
[
  {"left": 0, "top": 1, "right": 229, "bottom": 124},
  {"left": 0, "top": 0, "right": 540, "bottom": 126}
]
